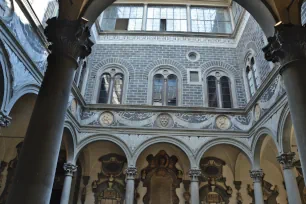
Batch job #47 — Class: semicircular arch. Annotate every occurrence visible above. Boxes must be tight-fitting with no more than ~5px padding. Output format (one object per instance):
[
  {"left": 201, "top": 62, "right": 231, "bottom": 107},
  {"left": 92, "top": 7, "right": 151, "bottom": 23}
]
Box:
[
  {"left": 75, "top": 134, "right": 132, "bottom": 165},
  {"left": 195, "top": 138, "right": 253, "bottom": 167},
  {"left": 132, "top": 136, "right": 196, "bottom": 168}
]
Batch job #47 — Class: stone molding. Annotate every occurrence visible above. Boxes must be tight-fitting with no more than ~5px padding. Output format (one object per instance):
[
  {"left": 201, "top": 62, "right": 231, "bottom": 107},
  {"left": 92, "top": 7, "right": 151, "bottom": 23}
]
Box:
[
  {"left": 0, "top": 111, "right": 11, "bottom": 127},
  {"left": 63, "top": 163, "right": 78, "bottom": 176},
  {"left": 277, "top": 152, "right": 296, "bottom": 170},
  {"left": 249, "top": 169, "right": 264, "bottom": 183},
  {"left": 125, "top": 167, "right": 137, "bottom": 180},
  {"left": 189, "top": 169, "right": 202, "bottom": 181},
  {"left": 44, "top": 18, "right": 93, "bottom": 64},
  {"left": 263, "top": 24, "right": 306, "bottom": 70}
]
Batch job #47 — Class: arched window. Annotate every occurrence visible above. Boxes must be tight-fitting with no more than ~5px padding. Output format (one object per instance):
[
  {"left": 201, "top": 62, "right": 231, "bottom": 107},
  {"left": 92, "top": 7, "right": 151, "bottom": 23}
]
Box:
[
  {"left": 98, "top": 73, "right": 111, "bottom": 103},
  {"left": 246, "top": 56, "right": 260, "bottom": 96},
  {"left": 207, "top": 76, "right": 218, "bottom": 108},
  {"left": 220, "top": 76, "right": 232, "bottom": 108},
  {"left": 206, "top": 72, "right": 232, "bottom": 108},
  {"left": 97, "top": 68, "right": 125, "bottom": 104},
  {"left": 153, "top": 74, "right": 164, "bottom": 106},
  {"left": 78, "top": 61, "right": 87, "bottom": 90},
  {"left": 152, "top": 69, "right": 178, "bottom": 106}
]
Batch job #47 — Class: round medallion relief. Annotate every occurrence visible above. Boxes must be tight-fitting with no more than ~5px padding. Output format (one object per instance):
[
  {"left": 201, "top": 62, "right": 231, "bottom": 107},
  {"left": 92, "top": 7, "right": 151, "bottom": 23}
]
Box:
[
  {"left": 215, "top": 115, "right": 231, "bottom": 130},
  {"left": 254, "top": 104, "right": 261, "bottom": 121},
  {"left": 99, "top": 112, "right": 114, "bottom": 126},
  {"left": 156, "top": 113, "right": 174, "bottom": 128}
]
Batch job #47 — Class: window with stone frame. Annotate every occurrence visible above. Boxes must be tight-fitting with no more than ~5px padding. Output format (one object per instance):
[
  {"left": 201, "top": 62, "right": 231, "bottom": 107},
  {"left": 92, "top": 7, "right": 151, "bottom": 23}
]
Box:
[
  {"left": 191, "top": 7, "right": 232, "bottom": 33},
  {"left": 146, "top": 6, "right": 187, "bottom": 32},
  {"left": 245, "top": 53, "right": 260, "bottom": 97},
  {"left": 207, "top": 71, "right": 233, "bottom": 108},
  {"left": 98, "top": 68, "right": 124, "bottom": 104},
  {"left": 152, "top": 69, "right": 178, "bottom": 106},
  {"left": 100, "top": 5, "right": 144, "bottom": 31}
]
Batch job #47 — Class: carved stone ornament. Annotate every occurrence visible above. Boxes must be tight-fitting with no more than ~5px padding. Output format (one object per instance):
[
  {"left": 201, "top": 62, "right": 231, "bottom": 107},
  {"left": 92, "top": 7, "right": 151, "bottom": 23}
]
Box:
[
  {"left": 215, "top": 115, "right": 231, "bottom": 130},
  {"left": 44, "top": 17, "right": 94, "bottom": 63},
  {"left": 254, "top": 104, "right": 261, "bottom": 122},
  {"left": 99, "top": 112, "right": 114, "bottom": 126},
  {"left": 0, "top": 112, "right": 11, "bottom": 127},
  {"left": 189, "top": 169, "right": 202, "bottom": 181},
  {"left": 262, "top": 24, "right": 306, "bottom": 69},
  {"left": 125, "top": 167, "right": 137, "bottom": 180},
  {"left": 141, "top": 150, "right": 183, "bottom": 204},
  {"left": 63, "top": 163, "right": 78, "bottom": 176},
  {"left": 156, "top": 113, "right": 174, "bottom": 128},
  {"left": 277, "top": 152, "right": 296, "bottom": 170},
  {"left": 249, "top": 169, "right": 264, "bottom": 183}
]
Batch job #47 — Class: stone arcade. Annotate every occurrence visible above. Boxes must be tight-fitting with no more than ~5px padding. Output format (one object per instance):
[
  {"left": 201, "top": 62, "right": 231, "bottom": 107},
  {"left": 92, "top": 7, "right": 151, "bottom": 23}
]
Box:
[{"left": 0, "top": 0, "right": 306, "bottom": 203}]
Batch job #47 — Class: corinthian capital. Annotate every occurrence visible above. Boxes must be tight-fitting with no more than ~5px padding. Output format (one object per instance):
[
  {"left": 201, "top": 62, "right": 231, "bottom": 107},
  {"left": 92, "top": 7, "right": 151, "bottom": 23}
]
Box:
[
  {"left": 277, "top": 152, "right": 296, "bottom": 170},
  {"left": 63, "top": 163, "right": 77, "bottom": 176},
  {"left": 0, "top": 112, "right": 11, "bottom": 127},
  {"left": 125, "top": 167, "right": 137, "bottom": 179},
  {"left": 44, "top": 17, "right": 93, "bottom": 64},
  {"left": 189, "top": 169, "right": 202, "bottom": 181},
  {"left": 262, "top": 24, "right": 306, "bottom": 67},
  {"left": 249, "top": 169, "right": 264, "bottom": 183}
]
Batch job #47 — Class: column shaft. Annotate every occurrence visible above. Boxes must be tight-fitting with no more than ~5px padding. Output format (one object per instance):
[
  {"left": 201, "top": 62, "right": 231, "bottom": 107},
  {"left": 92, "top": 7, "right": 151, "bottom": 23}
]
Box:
[
  {"left": 253, "top": 182, "right": 264, "bottom": 204},
  {"left": 282, "top": 64, "right": 306, "bottom": 181},
  {"left": 283, "top": 168, "right": 302, "bottom": 204},
  {"left": 277, "top": 153, "right": 302, "bottom": 204},
  {"left": 189, "top": 169, "right": 201, "bottom": 204},
  {"left": 6, "top": 55, "right": 76, "bottom": 204},
  {"left": 6, "top": 17, "right": 93, "bottom": 204},
  {"left": 125, "top": 167, "right": 137, "bottom": 204},
  {"left": 60, "top": 175, "right": 73, "bottom": 204},
  {"left": 190, "top": 180, "right": 199, "bottom": 204},
  {"left": 125, "top": 179, "right": 135, "bottom": 204},
  {"left": 250, "top": 170, "right": 264, "bottom": 204},
  {"left": 262, "top": 24, "right": 306, "bottom": 184}
]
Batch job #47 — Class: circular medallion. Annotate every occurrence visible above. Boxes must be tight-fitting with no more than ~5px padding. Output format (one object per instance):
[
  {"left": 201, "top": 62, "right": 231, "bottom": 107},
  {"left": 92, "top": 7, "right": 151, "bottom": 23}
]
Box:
[
  {"left": 254, "top": 104, "right": 261, "bottom": 121},
  {"left": 215, "top": 115, "right": 231, "bottom": 130},
  {"left": 99, "top": 112, "right": 114, "bottom": 126},
  {"left": 186, "top": 51, "right": 200, "bottom": 62},
  {"left": 156, "top": 113, "right": 174, "bottom": 128}
]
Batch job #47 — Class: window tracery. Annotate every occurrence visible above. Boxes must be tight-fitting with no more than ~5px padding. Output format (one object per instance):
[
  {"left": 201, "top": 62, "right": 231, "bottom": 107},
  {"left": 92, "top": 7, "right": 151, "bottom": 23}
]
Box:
[
  {"left": 152, "top": 69, "right": 178, "bottom": 106},
  {"left": 206, "top": 71, "right": 232, "bottom": 108},
  {"left": 245, "top": 52, "right": 260, "bottom": 97},
  {"left": 97, "top": 68, "right": 124, "bottom": 104}
]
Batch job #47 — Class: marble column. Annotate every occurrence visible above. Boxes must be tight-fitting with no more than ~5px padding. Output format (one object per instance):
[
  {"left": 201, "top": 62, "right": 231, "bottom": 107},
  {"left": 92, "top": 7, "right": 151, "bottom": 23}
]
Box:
[
  {"left": 6, "top": 18, "right": 93, "bottom": 204},
  {"left": 60, "top": 163, "right": 77, "bottom": 204},
  {"left": 263, "top": 24, "right": 306, "bottom": 183},
  {"left": 125, "top": 167, "right": 137, "bottom": 204},
  {"left": 250, "top": 169, "right": 264, "bottom": 204},
  {"left": 189, "top": 169, "right": 201, "bottom": 204},
  {"left": 277, "top": 152, "right": 302, "bottom": 204}
]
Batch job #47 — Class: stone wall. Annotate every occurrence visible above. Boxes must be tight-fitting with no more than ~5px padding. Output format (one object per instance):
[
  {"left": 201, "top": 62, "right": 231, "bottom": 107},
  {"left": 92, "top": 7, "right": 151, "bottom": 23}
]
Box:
[{"left": 84, "top": 13, "right": 269, "bottom": 108}]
